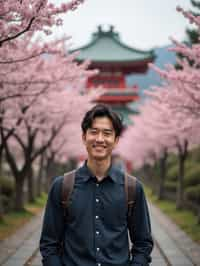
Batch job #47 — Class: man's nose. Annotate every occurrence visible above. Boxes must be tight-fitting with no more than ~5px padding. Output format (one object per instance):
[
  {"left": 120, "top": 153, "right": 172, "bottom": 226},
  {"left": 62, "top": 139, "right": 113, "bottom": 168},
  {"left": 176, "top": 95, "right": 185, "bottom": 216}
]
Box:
[{"left": 96, "top": 132, "right": 104, "bottom": 142}]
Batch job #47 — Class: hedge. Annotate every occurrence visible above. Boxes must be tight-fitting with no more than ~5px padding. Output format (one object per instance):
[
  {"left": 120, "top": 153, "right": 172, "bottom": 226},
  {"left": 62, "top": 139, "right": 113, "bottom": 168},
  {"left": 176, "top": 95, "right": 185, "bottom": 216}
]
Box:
[
  {"left": 184, "top": 165, "right": 200, "bottom": 187},
  {"left": 185, "top": 185, "right": 200, "bottom": 203}
]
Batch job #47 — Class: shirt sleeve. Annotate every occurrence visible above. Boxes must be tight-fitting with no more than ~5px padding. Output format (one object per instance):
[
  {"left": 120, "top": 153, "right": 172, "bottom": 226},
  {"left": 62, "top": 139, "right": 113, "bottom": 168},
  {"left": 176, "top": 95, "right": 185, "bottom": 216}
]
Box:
[
  {"left": 40, "top": 176, "right": 65, "bottom": 266},
  {"left": 128, "top": 180, "right": 154, "bottom": 266}
]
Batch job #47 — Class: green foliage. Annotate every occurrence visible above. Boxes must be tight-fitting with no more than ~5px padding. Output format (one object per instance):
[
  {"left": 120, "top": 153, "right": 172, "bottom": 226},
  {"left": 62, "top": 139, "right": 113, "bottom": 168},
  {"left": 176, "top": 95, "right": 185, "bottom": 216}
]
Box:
[
  {"left": 165, "top": 180, "right": 177, "bottom": 192},
  {"left": 166, "top": 152, "right": 200, "bottom": 187},
  {"left": 0, "top": 176, "right": 14, "bottom": 197},
  {"left": 185, "top": 185, "right": 200, "bottom": 203},
  {"left": 186, "top": 29, "right": 199, "bottom": 44},
  {"left": 1, "top": 194, "right": 13, "bottom": 211},
  {"left": 187, "top": 0, "right": 200, "bottom": 44},
  {"left": 191, "top": 0, "right": 200, "bottom": 11},
  {"left": 190, "top": 147, "right": 200, "bottom": 161},
  {"left": 27, "top": 193, "right": 47, "bottom": 209},
  {"left": 167, "top": 153, "right": 178, "bottom": 166},
  {"left": 0, "top": 176, "right": 15, "bottom": 212},
  {"left": 184, "top": 165, "right": 200, "bottom": 186},
  {"left": 167, "top": 164, "right": 178, "bottom": 181}
]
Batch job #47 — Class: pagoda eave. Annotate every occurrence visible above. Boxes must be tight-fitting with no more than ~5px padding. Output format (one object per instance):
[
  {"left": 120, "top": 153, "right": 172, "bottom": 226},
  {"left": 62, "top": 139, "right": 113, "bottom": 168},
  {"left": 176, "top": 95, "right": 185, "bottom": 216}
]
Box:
[
  {"left": 95, "top": 95, "right": 139, "bottom": 103},
  {"left": 77, "top": 58, "right": 153, "bottom": 74}
]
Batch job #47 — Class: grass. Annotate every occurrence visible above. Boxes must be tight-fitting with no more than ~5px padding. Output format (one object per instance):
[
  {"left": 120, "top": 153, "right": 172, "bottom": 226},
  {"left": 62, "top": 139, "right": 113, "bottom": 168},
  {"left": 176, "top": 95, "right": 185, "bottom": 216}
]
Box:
[
  {"left": 0, "top": 193, "right": 47, "bottom": 240},
  {"left": 144, "top": 186, "right": 200, "bottom": 244},
  {"left": 26, "top": 193, "right": 47, "bottom": 214}
]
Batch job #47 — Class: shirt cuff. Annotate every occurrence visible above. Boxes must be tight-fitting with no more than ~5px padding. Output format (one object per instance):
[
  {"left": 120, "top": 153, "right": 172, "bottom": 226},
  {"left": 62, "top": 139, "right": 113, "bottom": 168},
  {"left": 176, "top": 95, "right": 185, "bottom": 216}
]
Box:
[
  {"left": 130, "top": 254, "right": 149, "bottom": 266},
  {"left": 42, "top": 255, "right": 62, "bottom": 266}
]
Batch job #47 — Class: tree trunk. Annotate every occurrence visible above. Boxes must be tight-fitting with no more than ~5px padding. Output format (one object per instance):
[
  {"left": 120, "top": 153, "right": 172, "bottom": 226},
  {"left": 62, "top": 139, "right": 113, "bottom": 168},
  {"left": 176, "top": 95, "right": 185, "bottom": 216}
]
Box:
[
  {"left": 176, "top": 139, "right": 188, "bottom": 210},
  {"left": 158, "top": 149, "right": 168, "bottom": 200},
  {"left": 197, "top": 205, "right": 200, "bottom": 225},
  {"left": 0, "top": 147, "right": 3, "bottom": 177},
  {"left": 14, "top": 178, "right": 25, "bottom": 211},
  {"left": 45, "top": 157, "right": 53, "bottom": 192},
  {"left": 44, "top": 155, "right": 57, "bottom": 192},
  {"left": 36, "top": 173, "right": 42, "bottom": 197},
  {"left": 176, "top": 155, "right": 185, "bottom": 209},
  {"left": 0, "top": 185, "right": 4, "bottom": 220},
  {"left": 3, "top": 141, "right": 26, "bottom": 211},
  {"left": 27, "top": 166, "right": 35, "bottom": 203},
  {"left": 36, "top": 154, "right": 44, "bottom": 197},
  {"left": 0, "top": 148, "right": 4, "bottom": 219}
]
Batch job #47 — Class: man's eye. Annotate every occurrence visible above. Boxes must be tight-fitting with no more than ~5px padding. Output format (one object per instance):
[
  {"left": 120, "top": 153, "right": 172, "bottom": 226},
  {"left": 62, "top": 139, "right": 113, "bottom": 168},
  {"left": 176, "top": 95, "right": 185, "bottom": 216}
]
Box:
[
  {"left": 104, "top": 132, "right": 112, "bottom": 136},
  {"left": 90, "top": 130, "right": 97, "bottom": 134}
]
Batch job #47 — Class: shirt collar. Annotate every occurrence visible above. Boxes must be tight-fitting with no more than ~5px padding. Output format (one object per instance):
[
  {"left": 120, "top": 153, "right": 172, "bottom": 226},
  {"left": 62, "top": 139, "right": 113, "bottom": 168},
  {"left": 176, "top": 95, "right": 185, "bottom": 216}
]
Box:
[
  {"left": 106, "top": 163, "right": 119, "bottom": 183},
  {"left": 78, "top": 161, "right": 121, "bottom": 183},
  {"left": 78, "top": 161, "right": 95, "bottom": 182}
]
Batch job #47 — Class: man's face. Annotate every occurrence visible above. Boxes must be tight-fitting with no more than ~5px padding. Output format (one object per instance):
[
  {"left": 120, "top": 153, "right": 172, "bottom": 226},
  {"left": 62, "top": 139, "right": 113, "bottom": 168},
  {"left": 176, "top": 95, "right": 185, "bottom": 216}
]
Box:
[{"left": 82, "top": 116, "right": 119, "bottom": 161}]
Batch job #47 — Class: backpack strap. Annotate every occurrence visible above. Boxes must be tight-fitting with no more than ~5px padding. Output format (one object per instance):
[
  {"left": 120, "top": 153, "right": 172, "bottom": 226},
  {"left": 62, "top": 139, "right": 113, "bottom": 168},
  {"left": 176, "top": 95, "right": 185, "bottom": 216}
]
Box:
[
  {"left": 124, "top": 173, "right": 137, "bottom": 219},
  {"left": 61, "top": 170, "right": 76, "bottom": 217}
]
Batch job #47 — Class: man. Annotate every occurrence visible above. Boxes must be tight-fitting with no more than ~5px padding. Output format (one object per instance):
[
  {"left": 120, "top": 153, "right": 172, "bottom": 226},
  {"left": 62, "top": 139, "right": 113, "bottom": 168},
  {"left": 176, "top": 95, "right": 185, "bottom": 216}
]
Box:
[{"left": 40, "top": 104, "right": 153, "bottom": 266}]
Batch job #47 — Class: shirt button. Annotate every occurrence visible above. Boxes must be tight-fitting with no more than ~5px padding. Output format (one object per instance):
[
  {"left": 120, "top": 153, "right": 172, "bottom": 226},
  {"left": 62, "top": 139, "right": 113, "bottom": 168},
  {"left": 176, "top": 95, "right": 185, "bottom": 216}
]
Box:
[
  {"left": 95, "top": 215, "right": 99, "bottom": 219},
  {"left": 96, "top": 247, "right": 100, "bottom": 251},
  {"left": 96, "top": 198, "right": 99, "bottom": 203},
  {"left": 96, "top": 231, "right": 99, "bottom": 235},
  {"left": 97, "top": 264, "right": 101, "bottom": 266}
]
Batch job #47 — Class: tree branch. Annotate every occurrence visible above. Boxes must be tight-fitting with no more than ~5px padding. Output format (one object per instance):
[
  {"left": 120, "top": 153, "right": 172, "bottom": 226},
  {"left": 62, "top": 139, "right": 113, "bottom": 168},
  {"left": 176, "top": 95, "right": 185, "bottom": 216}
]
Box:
[{"left": 0, "top": 17, "right": 35, "bottom": 47}]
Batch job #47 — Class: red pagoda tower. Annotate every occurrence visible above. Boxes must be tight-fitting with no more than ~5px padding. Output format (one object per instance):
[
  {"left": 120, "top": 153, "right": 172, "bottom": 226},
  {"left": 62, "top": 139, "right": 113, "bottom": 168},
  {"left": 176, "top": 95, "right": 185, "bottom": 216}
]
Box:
[{"left": 73, "top": 25, "right": 154, "bottom": 124}]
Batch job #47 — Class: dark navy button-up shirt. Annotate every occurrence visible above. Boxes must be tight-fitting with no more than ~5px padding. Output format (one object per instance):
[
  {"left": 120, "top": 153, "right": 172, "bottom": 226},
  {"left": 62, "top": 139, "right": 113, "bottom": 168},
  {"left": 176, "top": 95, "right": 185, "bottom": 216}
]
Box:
[{"left": 40, "top": 163, "right": 153, "bottom": 266}]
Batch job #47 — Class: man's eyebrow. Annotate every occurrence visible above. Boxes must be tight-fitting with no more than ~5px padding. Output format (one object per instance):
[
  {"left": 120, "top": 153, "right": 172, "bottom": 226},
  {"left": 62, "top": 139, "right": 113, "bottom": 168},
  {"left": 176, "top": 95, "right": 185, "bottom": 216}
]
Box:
[
  {"left": 103, "top": 129, "right": 113, "bottom": 132},
  {"left": 90, "top": 127, "right": 113, "bottom": 132}
]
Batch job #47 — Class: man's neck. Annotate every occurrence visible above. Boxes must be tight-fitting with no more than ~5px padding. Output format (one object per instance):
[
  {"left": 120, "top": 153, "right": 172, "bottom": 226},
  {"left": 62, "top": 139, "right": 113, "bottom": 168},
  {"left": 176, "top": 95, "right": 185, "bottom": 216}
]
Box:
[{"left": 87, "top": 158, "right": 111, "bottom": 182}]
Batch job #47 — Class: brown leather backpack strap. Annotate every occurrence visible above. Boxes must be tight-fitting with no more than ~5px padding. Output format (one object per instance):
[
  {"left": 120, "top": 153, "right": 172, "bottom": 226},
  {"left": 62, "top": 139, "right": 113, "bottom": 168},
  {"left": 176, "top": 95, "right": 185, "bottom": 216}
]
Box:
[
  {"left": 125, "top": 173, "right": 137, "bottom": 219},
  {"left": 61, "top": 170, "right": 76, "bottom": 217},
  {"left": 124, "top": 172, "right": 128, "bottom": 204}
]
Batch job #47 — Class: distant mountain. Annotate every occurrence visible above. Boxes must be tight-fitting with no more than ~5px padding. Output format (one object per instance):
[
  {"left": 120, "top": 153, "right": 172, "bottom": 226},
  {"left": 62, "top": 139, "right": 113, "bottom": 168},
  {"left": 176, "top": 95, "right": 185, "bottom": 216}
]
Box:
[{"left": 126, "top": 44, "right": 177, "bottom": 94}]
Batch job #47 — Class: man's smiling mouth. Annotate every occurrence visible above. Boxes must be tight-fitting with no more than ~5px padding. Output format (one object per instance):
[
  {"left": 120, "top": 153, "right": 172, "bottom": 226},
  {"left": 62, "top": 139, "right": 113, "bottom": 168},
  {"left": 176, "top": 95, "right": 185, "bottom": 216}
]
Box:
[{"left": 92, "top": 144, "right": 106, "bottom": 149}]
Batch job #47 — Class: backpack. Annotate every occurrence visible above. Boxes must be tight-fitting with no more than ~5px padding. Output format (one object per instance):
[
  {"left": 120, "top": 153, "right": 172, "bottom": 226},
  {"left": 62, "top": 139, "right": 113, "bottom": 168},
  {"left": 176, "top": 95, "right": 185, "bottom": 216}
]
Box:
[{"left": 61, "top": 169, "right": 137, "bottom": 222}]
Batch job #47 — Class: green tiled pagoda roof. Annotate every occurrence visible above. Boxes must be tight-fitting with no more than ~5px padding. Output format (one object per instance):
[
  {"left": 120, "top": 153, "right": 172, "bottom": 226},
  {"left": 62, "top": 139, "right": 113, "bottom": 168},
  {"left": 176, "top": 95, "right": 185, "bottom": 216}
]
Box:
[{"left": 72, "top": 26, "right": 154, "bottom": 63}]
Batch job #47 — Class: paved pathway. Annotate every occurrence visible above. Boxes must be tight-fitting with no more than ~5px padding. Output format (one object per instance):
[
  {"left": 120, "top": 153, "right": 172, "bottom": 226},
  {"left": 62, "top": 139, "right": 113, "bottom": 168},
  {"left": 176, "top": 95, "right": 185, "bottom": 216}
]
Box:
[
  {"left": 0, "top": 212, "right": 42, "bottom": 266},
  {"left": 0, "top": 202, "right": 199, "bottom": 266},
  {"left": 149, "top": 203, "right": 200, "bottom": 266}
]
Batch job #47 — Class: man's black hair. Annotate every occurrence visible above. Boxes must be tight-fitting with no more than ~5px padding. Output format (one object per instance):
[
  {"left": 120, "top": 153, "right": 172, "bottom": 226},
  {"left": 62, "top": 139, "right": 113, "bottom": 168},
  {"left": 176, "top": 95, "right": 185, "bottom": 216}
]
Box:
[{"left": 81, "top": 104, "right": 123, "bottom": 137}]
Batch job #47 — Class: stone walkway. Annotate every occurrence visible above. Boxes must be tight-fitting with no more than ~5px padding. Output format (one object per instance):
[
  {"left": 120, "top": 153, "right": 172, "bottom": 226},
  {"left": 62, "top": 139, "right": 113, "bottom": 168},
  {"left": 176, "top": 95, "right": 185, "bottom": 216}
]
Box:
[
  {"left": 0, "top": 212, "right": 42, "bottom": 266},
  {"left": 0, "top": 203, "right": 199, "bottom": 266}
]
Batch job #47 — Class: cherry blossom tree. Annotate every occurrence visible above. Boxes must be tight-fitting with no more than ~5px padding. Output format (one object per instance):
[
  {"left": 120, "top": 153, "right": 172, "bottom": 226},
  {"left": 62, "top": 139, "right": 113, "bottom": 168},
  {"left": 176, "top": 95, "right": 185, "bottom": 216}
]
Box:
[
  {"left": 2, "top": 84, "right": 100, "bottom": 209},
  {"left": 117, "top": 7, "right": 200, "bottom": 210},
  {"left": 0, "top": 0, "right": 84, "bottom": 47},
  {"left": 0, "top": 0, "right": 89, "bottom": 182},
  {"left": 117, "top": 88, "right": 199, "bottom": 208},
  {"left": 0, "top": 1, "right": 103, "bottom": 211},
  {"left": 0, "top": 36, "right": 94, "bottom": 171}
]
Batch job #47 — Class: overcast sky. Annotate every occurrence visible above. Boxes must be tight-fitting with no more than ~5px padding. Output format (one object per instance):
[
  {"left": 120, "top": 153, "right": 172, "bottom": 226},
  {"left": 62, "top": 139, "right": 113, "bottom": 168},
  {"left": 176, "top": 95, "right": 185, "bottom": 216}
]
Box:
[{"left": 49, "top": 0, "right": 194, "bottom": 50}]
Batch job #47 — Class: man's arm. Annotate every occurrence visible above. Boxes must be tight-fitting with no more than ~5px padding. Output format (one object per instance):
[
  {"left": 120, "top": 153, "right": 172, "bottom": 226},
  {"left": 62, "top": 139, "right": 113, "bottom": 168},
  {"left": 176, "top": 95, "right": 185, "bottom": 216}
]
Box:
[
  {"left": 40, "top": 176, "right": 65, "bottom": 266},
  {"left": 128, "top": 180, "right": 153, "bottom": 266}
]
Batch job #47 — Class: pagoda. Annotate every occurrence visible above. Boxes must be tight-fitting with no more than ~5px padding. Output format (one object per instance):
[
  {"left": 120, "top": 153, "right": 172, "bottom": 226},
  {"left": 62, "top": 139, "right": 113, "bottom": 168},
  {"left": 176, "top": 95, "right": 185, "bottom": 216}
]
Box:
[{"left": 72, "top": 25, "right": 155, "bottom": 125}]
